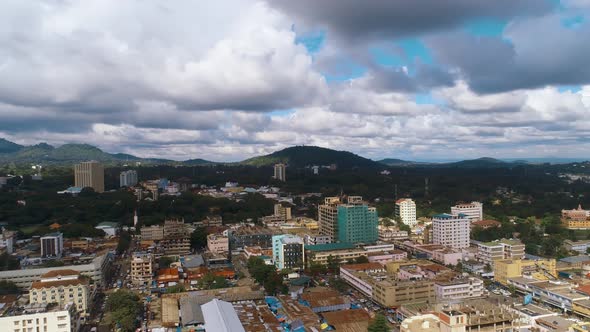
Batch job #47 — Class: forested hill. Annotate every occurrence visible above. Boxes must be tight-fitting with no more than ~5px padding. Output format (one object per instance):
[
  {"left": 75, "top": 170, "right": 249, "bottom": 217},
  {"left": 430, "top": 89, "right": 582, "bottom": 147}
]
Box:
[{"left": 240, "top": 146, "right": 382, "bottom": 169}]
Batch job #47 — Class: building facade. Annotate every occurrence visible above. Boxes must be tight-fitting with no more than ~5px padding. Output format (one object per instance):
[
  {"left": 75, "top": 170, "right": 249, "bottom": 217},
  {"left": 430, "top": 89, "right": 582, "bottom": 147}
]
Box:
[
  {"left": 140, "top": 225, "right": 164, "bottom": 241},
  {"left": 41, "top": 232, "right": 64, "bottom": 258},
  {"left": 273, "top": 204, "right": 292, "bottom": 221},
  {"left": 476, "top": 239, "right": 526, "bottom": 266},
  {"left": 318, "top": 197, "right": 341, "bottom": 242},
  {"left": 130, "top": 253, "right": 153, "bottom": 286},
  {"left": 395, "top": 198, "right": 417, "bottom": 226},
  {"left": 432, "top": 214, "right": 470, "bottom": 249},
  {"left": 372, "top": 279, "right": 435, "bottom": 308},
  {"left": 74, "top": 161, "right": 104, "bottom": 193},
  {"left": 273, "top": 163, "right": 286, "bottom": 182},
  {"left": 434, "top": 277, "right": 484, "bottom": 301},
  {"left": 119, "top": 170, "right": 138, "bottom": 187},
  {"left": 0, "top": 303, "right": 80, "bottom": 332},
  {"left": 450, "top": 201, "right": 483, "bottom": 221},
  {"left": 29, "top": 270, "right": 91, "bottom": 318},
  {"left": 337, "top": 197, "right": 378, "bottom": 244},
  {"left": 207, "top": 234, "right": 229, "bottom": 254},
  {"left": 272, "top": 235, "right": 304, "bottom": 270}
]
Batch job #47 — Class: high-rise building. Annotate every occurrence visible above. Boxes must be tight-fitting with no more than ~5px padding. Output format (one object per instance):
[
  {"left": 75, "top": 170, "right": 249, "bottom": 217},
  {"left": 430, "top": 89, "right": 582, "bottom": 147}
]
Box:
[
  {"left": 318, "top": 197, "right": 342, "bottom": 242},
  {"left": 29, "top": 269, "right": 90, "bottom": 317},
  {"left": 41, "top": 232, "right": 64, "bottom": 258},
  {"left": 432, "top": 213, "right": 470, "bottom": 249},
  {"left": 272, "top": 234, "right": 305, "bottom": 270},
  {"left": 119, "top": 170, "right": 138, "bottom": 187},
  {"left": 273, "top": 163, "right": 286, "bottom": 182},
  {"left": 395, "top": 198, "right": 417, "bottom": 226},
  {"left": 74, "top": 161, "right": 104, "bottom": 193},
  {"left": 451, "top": 201, "right": 483, "bottom": 221},
  {"left": 337, "top": 197, "right": 378, "bottom": 244}
]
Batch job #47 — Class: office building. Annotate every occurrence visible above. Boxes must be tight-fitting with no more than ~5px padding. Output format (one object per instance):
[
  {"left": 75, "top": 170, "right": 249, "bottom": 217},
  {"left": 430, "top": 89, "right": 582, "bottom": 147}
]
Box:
[
  {"left": 318, "top": 197, "right": 342, "bottom": 242},
  {"left": 337, "top": 196, "right": 378, "bottom": 244},
  {"left": 41, "top": 232, "right": 64, "bottom": 258},
  {"left": 434, "top": 277, "right": 484, "bottom": 301},
  {"left": 395, "top": 198, "right": 417, "bottom": 226},
  {"left": 476, "top": 239, "right": 526, "bottom": 266},
  {"left": 228, "top": 226, "right": 276, "bottom": 250},
  {"left": 119, "top": 170, "right": 138, "bottom": 187},
  {"left": 140, "top": 225, "right": 164, "bottom": 241},
  {"left": 272, "top": 235, "right": 304, "bottom": 270},
  {"left": 74, "top": 161, "right": 104, "bottom": 193},
  {"left": 130, "top": 253, "right": 153, "bottom": 286},
  {"left": 373, "top": 279, "right": 435, "bottom": 308},
  {"left": 0, "top": 303, "right": 80, "bottom": 332},
  {"left": 273, "top": 163, "right": 286, "bottom": 182},
  {"left": 29, "top": 269, "right": 90, "bottom": 318},
  {"left": 451, "top": 201, "right": 483, "bottom": 221},
  {"left": 432, "top": 213, "right": 470, "bottom": 249}
]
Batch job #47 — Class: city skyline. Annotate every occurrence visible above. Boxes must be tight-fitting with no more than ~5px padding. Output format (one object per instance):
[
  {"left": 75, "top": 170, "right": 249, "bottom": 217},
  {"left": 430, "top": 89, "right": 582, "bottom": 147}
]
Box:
[{"left": 1, "top": 1, "right": 589, "bottom": 162}]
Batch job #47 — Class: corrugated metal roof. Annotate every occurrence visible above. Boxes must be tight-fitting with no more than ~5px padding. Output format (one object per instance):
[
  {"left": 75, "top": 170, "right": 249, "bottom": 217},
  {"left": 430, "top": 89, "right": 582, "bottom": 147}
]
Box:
[{"left": 201, "top": 299, "right": 245, "bottom": 332}]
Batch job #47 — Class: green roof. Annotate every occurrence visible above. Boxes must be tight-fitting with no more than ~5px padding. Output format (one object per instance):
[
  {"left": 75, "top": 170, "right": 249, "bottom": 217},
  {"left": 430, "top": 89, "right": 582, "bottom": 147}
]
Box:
[{"left": 305, "top": 243, "right": 356, "bottom": 252}]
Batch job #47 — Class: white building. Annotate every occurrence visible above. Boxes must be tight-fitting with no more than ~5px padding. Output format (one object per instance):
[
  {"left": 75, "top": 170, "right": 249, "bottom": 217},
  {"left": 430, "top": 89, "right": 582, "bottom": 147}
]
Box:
[
  {"left": 451, "top": 201, "right": 483, "bottom": 221},
  {"left": 95, "top": 222, "right": 118, "bottom": 237},
  {"left": 0, "top": 303, "right": 80, "bottom": 332},
  {"left": 41, "top": 232, "right": 64, "bottom": 258},
  {"left": 130, "top": 253, "right": 153, "bottom": 286},
  {"left": 434, "top": 277, "right": 484, "bottom": 301},
  {"left": 432, "top": 214, "right": 470, "bottom": 249},
  {"left": 119, "top": 170, "right": 138, "bottom": 187},
  {"left": 475, "top": 239, "right": 526, "bottom": 266},
  {"left": 207, "top": 234, "right": 229, "bottom": 254},
  {"left": 272, "top": 235, "right": 304, "bottom": 270},
  {"left": 395, "top": 198, "right": 417, "bottom": 226},
  {"left": 378, "top": 225, "right": 409, "bottom": 242}
]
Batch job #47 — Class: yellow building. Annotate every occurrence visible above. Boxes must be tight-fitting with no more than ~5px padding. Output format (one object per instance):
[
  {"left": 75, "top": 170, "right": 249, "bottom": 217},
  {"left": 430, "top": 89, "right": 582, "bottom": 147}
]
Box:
[
  {"left": 494, "top": 258, "right": 557, "bottom": 285},
  {"left": 493, "top": 259, "right": 523, "bottom": 285},
  {"left": 372, "top": 279, "right": 435, "bottom": 308},
  {"left": 385, "top": 260, "right": 434, "bottom": 274},
  {"left": 563, "top": 219, "right": 590, "bottom": 229},
  {"left": 30, "top": 269, "right": 91, "bottom": 318},
  {"left": 573, "top": 300, "right": 590, "bottom": 319},
  {"left": 570, "top": 321, "right": 590, "bottom": 331}
]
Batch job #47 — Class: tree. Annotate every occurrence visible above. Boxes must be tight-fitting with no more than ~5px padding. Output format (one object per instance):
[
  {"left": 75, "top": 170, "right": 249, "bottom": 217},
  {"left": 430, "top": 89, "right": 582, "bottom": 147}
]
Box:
[
  {"left": 326, "top": 255, "right": 341, "bottom": 274},
  {"left": 198, "top": 273, "right": 229, "bottom": 290},
  {"left": 0, "top": 253, "right": 20, "bottom": 271},
  {"left": 398, "top": 222, "right": 411, "bottom": 233},
  {"left": 159, "top": 256, "right": 176, "bottom": 268},
  {"left": 368, "top": 314, "right": 389, "bottom": 332},
  {"left": 190, "top": 227, "right": 208, "bottom": 250},
  {"left": 0, "top": 280, "right": 19, "bottom": 295},
  {"left": 106, "top": 290, "right": 141, "bottom": 332},
  {"left": 355, "top": 255, "right": 369, "bottom": 264},
  {"left": 116, "top": 231, "right": 131, "bottom": 255}
]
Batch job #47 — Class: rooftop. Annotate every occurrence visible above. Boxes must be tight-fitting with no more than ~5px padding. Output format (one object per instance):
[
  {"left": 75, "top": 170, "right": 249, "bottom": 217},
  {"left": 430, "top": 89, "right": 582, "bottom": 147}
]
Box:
[
  {"left": 40, "top": 269, "right": 79, "bottom": 278},
  {"left": 305, "top": 243, "right": 356, "bottom": 252},
  {"left": 560, "top": 255, "right": 590, "bottom": 264},
  {"left": 341, "top": 263, "right": 384, "bottom": 271},
  {"left": 321, "top": 309, "right": 371, "bottom": 332}
]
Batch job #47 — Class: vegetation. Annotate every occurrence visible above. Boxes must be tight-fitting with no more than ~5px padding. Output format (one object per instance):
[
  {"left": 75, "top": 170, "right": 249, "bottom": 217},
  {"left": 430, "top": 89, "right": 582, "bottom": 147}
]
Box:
[
  {"left": 247, "top": 257, "right": 287, "bottom": 295},
  {"left": 165, "top": 284, "right": 186, "bottom": 293},
  {"left": 197, "top": 273, "right": 230, "bottom": 290},
  {"left": 367, "top": 314, "right": 389, "bottom": 332},
  {"left": 117, "top": 231, "right": 132, "bottom": 255},
  {"left": 158, "top": 256, "right": 176, "bottom": 269},
  {"left": 105, "top": 290, "right": 142, "bottom": 332},
  {"left": 190, "top": 227, "right": 208, "bottom": 250},
  {"left": 0, "top": 280, "right": 19, "bottom": 295},
  {"left": 0, "top": 253, "right": 19, "bottom": 271}
]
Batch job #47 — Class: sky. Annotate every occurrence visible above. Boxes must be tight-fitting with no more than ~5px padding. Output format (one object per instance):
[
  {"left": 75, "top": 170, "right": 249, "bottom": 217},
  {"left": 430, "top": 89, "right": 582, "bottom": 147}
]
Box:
[{"left": 1, "top": 0, "right": 590, "bottom": 162}]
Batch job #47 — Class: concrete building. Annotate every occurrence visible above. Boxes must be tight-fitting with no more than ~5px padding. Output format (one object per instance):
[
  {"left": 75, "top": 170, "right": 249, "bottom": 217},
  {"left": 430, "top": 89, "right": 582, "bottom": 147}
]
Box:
[
  {"left": 476, "top": 239, "right": 526, "bottom": 266},
  {"left": 0, "top": 254, "right": 110, "bottom": 288},
  {"left": 229, "top": 226, "right": 275, "bottom": 250},
  {"left": 564, "top": 239, "right": 590, "bottom": 253},
  {"left": 207, "top": 234, "right": 229, "bottom": 254},
  {"left": 140, "top": 225, "right": 164, "bottom": 241},
  {"left": 0, "top": 228, "right": 16, "bottom": 254},
  {"left": 273, "top": 204, "right": 292, "bottom": 221},
  {"left": 432, "top": 214, "right": 470, "bottom": 249},
  {"left": 372, "top": 279, "right": 435, "bottom": 308},
  {"left": 303, "top": 234, "right": 331, "bottom": 246},
  {"left": 378, "top": 225, "right": 409, "bottom": 242},
  {"left": 273, "top": 163, "right": 286, "bottom": 182},
  {"left": 130, "top": 253, "right": 153, "bottom": 286},
  {"left": 451, "top": 201, "right": 483, "bottom": 221},
  {"left": 95, "top": 222, "right": 118, "bottom": 237},
  {"left": 41, "top": 232, "right": 64, "bottom": 258},
  {"left": 29, "top": 270, "right": 90, "bottom": 318},
  {"left": 562, "top": 204, "right": 590, "bottom": 229},
  {"left": 0, "top": 303, "right": 80, "bottom": 332},
  {"left": 74, "top": 161, "right": 104, "bottom": 193},
  {"left": 340, "top": 263, "right": 386, "bottom": 297},
  {"left": 395, "top": 198, "right": 417, "bottom": 226},
  {"left": 318, "top": 197, "right": 342, "bottom": 243},
  {"left": 272, "top": 235, "right": 304, "bottom": 270},
  {"left": 400, "top": 314, "right": 442, "bottom": 332},
  {"left": 305, "top": 243, "right": 366, "bottom": 266},
  {"left": 337, "top": 197, "right": 378, "bottom": 244},
  {"left": 434, "top": 277, "right": 484, "bottom": 301},
  {"left": 119, "top": 170, "right": 138, "bottom": 187}
]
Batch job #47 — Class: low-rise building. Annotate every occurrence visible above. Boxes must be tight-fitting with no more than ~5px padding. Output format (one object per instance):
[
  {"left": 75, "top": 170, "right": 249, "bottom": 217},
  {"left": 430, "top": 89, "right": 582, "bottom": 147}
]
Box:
[
  {"left": 378, "top": 225, "right": 410, "bottom": 242},
  {"left": 305, "top": 243, "right": 365, "bottom": 266},
  {"left": 564, "top": 240, "right": 590, "bottom": 254},
  {"left": 434, "top": 277, "right": 484, "bottom": 300},
  {"left": 340, "top": 263, "right": 386, "bottom": 297},
  {"left": 475, "top": 239, "right": 525, "bottom": 266},
  {"left": 372, "top": 279, "right": 435, "bottom": 308},
  {"left": 562, "top": 204, "right": 590, "bottom": 229},
  {"left": 141, "top": 225, "right": 164, "bottom": 241},
  {"left": 0, "top": 303, "right": 80, "bottom": 332},
  {"left": 229, "top": 226, "right": 275, "bottom": 250},
  {"left": 30, "top": 270, "right": 90, "bottom": 318}
]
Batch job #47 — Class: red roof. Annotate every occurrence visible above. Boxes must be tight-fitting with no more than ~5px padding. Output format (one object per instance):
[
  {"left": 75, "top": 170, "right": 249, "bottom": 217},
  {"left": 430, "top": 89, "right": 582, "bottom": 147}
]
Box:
[
  {"left": 40, "top": 269, "right": 79, "bottom": 278},
  {"left": 577, "top": 284, "right": 590, "bottom": 296},
  {"left": 471, "top": 220, "right": 501, "bottom": 228}
]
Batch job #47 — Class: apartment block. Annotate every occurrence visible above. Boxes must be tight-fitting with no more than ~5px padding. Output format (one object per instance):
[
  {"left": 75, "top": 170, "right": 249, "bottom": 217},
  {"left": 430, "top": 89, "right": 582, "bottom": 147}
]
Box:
[
  {"left": 207, "top": 234, "right": 229, "bottom": 254},
  {"left": 476, "top": 239, "right": 525, "bottom": 266},
  {"left": 432, "top": 214, "right": 470, "bottom": 249},
  {"left": 395, "top": 198, "right": 417, "bottom": 226},
  {"left": 378, "top": 225, "right": 409, "bottom": 242},
  {"left": 130, "top": 253, "right": 153, "bottom": 286},
  {"left": 273, "top": 163, "right": 286, "bottom": 182},
  {"left": 450, "top": 201, "right": 483, "bottom": 221},
  {"left": 274, "top": 204, "right": 292, "bottom": 221}
]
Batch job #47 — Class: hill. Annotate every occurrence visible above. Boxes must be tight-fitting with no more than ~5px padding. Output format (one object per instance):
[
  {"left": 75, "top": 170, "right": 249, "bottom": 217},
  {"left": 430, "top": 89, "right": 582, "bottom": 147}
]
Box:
[
  {"left": 241, "top": 146, "right": 382, "bottom": 169},
  {"left": 378, "top": 158, "right": 426, "bottom": 167},
  {"left": 444, "top": 157, "right": 517, "bottom": 168},
  {"left": 184, "top": 158, "right": 217, "bottom": 166},
  {"left": 0, "top": 138, "right": 23, "bottom": 154}
]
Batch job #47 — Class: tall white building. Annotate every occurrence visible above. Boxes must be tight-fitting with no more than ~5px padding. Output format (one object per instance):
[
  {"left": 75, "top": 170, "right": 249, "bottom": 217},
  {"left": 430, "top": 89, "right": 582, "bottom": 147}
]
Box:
[
  {"left": 119, "top": 170, "right": 138, "bottom": 187},
  {"left": 395, "top": 198, "right": 417, "bottom": 226},
  {"left": 432, "top": 213, "right": 470, "bottom": 249},
  {"left": 451, "top": 201, "right": 483, "bottom": 221},
  {"left": 273, "top": 163, "right": 286, "bottom": 182}
]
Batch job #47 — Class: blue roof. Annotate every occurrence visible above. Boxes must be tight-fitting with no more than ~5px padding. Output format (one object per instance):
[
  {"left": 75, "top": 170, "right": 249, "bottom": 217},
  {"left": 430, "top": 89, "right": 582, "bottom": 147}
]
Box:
[
  {"left": 305, "top": 243, "right": 356, "bottom": 251},
  {"left": 560, "top": 255, "right": 590, "bottom": 263}
]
